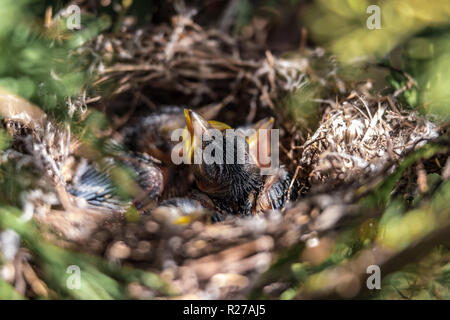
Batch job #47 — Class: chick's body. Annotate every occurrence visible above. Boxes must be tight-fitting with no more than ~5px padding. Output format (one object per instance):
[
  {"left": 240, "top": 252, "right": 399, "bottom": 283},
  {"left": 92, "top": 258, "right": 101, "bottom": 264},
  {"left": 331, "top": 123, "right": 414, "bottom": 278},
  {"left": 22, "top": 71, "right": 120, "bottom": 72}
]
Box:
[
  {"left": 194, "top": 152, "right": 263, "bottom": 216},
  {"left": 67, "top": 152, "right": 167, "bottom": 212},
  {"left": 185, "top": 110, "right": 297, "bottom": 217}
]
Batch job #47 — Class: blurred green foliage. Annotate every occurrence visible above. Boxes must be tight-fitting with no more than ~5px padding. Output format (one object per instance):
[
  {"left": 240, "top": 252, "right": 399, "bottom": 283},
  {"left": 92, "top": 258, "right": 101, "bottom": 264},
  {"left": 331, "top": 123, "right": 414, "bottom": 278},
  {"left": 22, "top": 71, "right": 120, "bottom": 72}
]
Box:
[
  {"left": 0, "top": 0, "right": 169, "bottom": 300},
  {"left": 0, "top": 279, "right": 25, "bottom": 299},
  {"left": 0, "top": 206, "right": 172, "bottom": 299},
  {"left": 304, "top": 0, "right": 450, "bottom": 120},
  {"left": 305, "top": 0, "right": 450, "bottom": 62},
  {"left": 241, "top": 0, "right": 450, "bottom": 298},
  {"left": 0, "top": 0, "right": 110, "bottom": 120},
  {"left": 251, "top": 139, "right": 449, "bottom": 299},
  {"left": 282, "top": 82, "right": 322, "bottom": 129}
]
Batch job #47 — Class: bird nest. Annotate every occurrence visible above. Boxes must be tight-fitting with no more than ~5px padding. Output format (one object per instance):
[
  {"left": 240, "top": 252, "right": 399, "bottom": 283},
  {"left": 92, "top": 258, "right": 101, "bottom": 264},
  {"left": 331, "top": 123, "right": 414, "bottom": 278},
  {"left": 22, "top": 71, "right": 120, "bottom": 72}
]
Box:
[{"left": 0, "top": 14, "right": 447, "bottom": 300}]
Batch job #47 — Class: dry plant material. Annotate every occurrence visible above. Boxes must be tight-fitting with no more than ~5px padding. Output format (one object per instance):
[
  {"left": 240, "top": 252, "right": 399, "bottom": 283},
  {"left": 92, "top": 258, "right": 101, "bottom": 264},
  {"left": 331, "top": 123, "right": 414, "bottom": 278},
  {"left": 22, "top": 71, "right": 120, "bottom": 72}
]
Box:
[
  {"left": 300, "top": 92, "right": 439, "bottom": 184},
  {"left": 89, "top": 15, "right": 312, "bottom": 119}
]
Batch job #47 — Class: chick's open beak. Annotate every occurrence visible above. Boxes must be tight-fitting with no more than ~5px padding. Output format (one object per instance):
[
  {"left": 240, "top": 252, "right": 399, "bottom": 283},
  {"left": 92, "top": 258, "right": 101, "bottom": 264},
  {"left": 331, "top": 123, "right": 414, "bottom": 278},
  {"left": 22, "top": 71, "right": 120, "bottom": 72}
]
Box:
[
  {"left": 183, "top": 109, "right": 231, "bottom": 163},
  {"left": 185, "top": 109, "right": 211, "bottom": 135},
  {"left": 184, "top": 109, "right": 210, "bottom": 163},
  {"left": 247, "top": 117, "right": 274, "bottom": 168}
]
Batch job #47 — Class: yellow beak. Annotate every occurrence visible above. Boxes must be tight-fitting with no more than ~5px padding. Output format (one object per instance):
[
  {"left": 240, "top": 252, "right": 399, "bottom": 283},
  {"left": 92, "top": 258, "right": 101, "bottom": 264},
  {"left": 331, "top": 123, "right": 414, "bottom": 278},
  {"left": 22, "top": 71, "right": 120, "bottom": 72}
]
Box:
[{"left": 183, "top": 109, "right": 231, "bottom": 163}]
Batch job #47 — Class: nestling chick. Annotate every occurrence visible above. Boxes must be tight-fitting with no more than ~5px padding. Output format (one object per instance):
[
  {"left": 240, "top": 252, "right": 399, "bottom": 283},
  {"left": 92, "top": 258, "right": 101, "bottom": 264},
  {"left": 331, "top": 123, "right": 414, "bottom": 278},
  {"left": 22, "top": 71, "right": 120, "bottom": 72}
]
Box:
[
  {"left": 67, "top": 152, "right": 168, "bottom": 212},
  {"left": 183, "top": 110, "right": 298, "bottom": 216}
]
